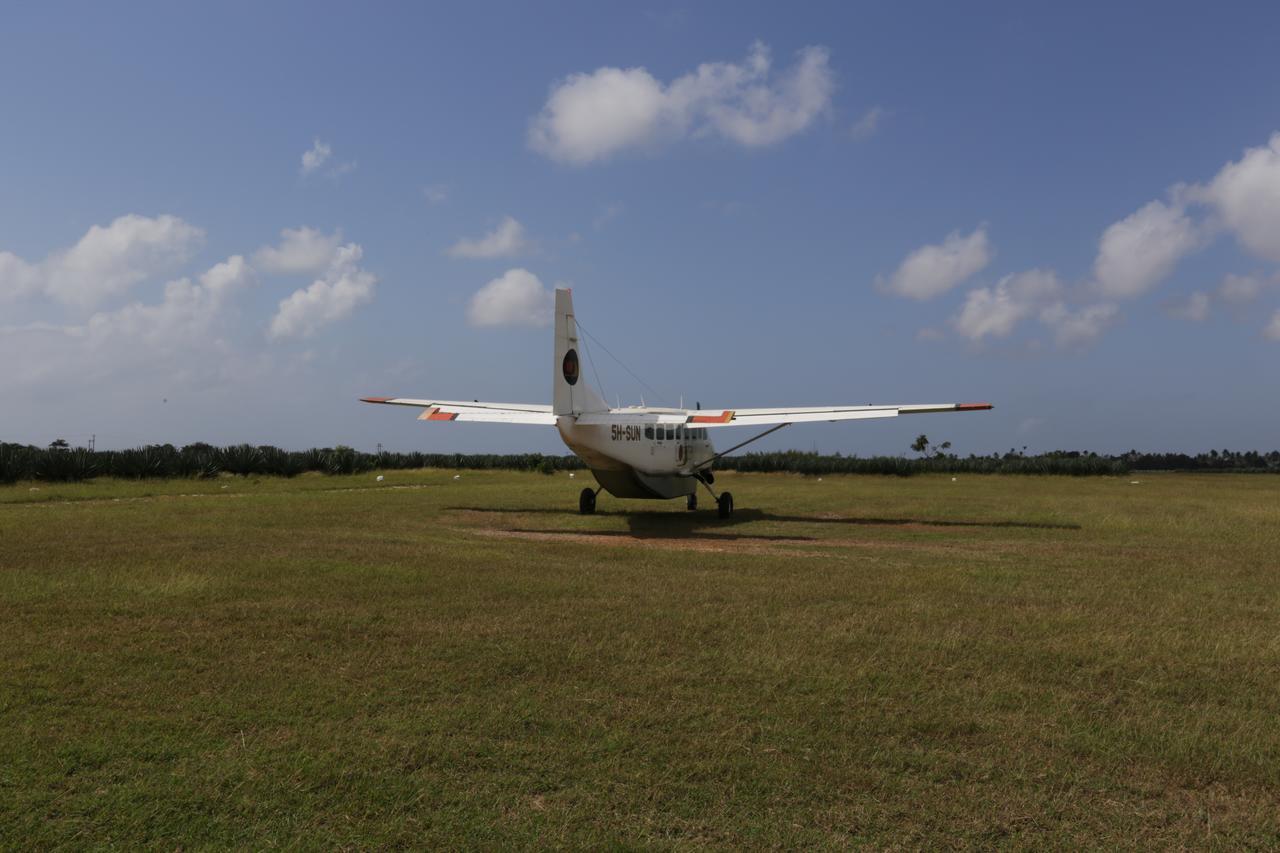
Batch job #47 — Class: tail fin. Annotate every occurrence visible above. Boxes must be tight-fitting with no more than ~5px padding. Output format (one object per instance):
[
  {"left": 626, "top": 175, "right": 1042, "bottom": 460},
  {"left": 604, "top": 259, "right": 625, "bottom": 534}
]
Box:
[{"left": 553, "top": 287, "right": 608, "bottom": 416}]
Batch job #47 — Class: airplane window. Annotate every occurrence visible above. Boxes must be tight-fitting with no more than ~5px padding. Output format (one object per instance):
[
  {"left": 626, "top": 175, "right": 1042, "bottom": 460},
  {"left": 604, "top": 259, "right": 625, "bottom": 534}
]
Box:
[
  {"left": 644, "top": 426, "right": 653, "bottom": 439},
  {"left": 665, "top": 426, "right": 674, "bottom": 441}
]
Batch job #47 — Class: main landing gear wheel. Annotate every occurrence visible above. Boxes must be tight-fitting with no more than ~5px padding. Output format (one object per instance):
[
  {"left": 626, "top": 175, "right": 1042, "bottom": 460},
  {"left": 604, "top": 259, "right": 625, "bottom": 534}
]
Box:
[
  {"left": 687, "top": 493, "right": 697, "bottom": 511},
  {"left": 579, "top": 487, "right": 597, "bottom": 515},
  {"left": 717, "top": 491, "right": 734, "bottom": 519}
]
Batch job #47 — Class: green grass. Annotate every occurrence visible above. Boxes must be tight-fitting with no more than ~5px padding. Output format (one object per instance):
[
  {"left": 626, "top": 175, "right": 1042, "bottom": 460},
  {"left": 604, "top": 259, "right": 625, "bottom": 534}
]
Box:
[{"left": 2, "top": 470, "right": 1279, "bottom": 848}]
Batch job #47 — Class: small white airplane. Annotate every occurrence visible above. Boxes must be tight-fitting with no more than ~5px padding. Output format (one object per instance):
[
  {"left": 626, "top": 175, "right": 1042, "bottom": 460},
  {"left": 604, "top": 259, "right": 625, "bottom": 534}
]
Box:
[{"left": 363, "top": 288, "right": 991, "bottom": 517}]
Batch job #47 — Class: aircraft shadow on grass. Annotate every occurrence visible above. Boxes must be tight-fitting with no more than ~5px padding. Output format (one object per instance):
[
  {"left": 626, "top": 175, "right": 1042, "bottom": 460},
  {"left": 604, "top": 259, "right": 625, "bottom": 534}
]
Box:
[{"left": 446, "top": 506, "right": 1081, "bottom": 541}]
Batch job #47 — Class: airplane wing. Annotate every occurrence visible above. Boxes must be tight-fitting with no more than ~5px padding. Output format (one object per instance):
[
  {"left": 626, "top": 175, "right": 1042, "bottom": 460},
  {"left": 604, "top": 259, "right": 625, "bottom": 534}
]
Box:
[
  {"left": 575, "top": 402, "right": 992, "bottom": 428},
  {"left": 360, "top": 397, "right": 556, "bottom": 425}
]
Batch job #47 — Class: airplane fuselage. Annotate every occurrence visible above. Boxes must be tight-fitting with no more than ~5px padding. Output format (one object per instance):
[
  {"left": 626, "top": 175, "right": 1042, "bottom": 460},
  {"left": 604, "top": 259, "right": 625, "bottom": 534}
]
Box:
[{"left": 557, "top": 412, "right": 716, "bottom": 499}]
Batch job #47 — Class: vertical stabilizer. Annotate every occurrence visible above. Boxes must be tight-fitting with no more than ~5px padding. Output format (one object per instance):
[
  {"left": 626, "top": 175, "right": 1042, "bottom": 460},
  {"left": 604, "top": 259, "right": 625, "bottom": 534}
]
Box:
[{"left": 553, "top": 288, "right": 608, "bottom": 416}]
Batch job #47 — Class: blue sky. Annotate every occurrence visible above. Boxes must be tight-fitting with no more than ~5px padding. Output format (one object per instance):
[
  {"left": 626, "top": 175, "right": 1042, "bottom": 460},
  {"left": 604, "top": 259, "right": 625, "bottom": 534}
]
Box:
[{"left": 2, "top": 1, "right": 1279, "bottom": 455}]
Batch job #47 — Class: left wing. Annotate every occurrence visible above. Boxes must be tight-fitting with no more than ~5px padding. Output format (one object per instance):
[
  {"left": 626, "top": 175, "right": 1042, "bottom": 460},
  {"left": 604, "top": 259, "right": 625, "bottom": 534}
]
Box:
[
  {"left": 360, "top": 397, "right": 555, "bottom": 425},
  {"left": 575, "top": 402, "right": 992, "bottom": 428}
]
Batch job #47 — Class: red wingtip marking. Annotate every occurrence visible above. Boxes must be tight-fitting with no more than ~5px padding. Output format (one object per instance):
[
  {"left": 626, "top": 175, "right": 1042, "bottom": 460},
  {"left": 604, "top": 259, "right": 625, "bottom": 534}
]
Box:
[
  {"left": 955, "top": 403, "right": 993, "bottom": 411},
  {"left": 425, "top": 409, "right": 458, "bottom": 421},
  {"left": 361, "top": 396, "right": 392, "bottom": 403},
  {"left": 689, "top": 410, "right": 734, "bottom": 424}
]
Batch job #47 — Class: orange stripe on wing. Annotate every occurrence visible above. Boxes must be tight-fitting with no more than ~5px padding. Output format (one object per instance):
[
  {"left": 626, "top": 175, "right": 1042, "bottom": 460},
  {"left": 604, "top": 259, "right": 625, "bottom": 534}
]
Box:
[
  {"left": 418, "top": 408, "right": 459, "bottom": 421},
  {"left": 361, "top": 396, "right": 392, "bottom": 403},
  {"left": 689, "top": 410, "right": 734, "bottom": 424},
  {"left": 955, "top": 403, "right": 993, "bottom": 411}
]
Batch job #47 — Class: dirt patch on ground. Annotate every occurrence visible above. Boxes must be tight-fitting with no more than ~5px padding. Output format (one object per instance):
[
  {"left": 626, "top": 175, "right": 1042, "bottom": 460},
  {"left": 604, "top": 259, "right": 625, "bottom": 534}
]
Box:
[{"left": 464, "top": 527, "right": 827, "bottom": 557}]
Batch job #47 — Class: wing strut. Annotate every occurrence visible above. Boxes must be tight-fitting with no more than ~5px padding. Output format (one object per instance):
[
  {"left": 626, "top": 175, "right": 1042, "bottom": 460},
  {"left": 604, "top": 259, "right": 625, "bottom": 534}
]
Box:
[{"left": 697, "top": 423, "right": 791, "bottom": 470}]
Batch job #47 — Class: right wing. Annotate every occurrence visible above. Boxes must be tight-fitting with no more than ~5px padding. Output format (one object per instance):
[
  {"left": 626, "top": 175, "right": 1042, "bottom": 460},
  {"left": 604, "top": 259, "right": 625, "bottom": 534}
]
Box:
[
  {"left": 360, "top": 397, "right": 555, "bottom": 425},
  {"left": 575, "top": 402, "right": 992, "bottom": 428},
  {"left": 693, "top": 402, "right": 993, "bottom": 427}
]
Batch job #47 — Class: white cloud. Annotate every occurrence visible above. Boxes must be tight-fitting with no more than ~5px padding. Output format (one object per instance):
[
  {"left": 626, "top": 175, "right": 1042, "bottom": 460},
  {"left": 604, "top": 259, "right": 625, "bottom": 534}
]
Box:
[
  {"left": 269, "top": 243, "right": 377, "bottom": 339},
  {"left": 1093, "top": 199, "right": 1199, "bottom": 299},
  {"left": 254, "top": 227, "right": 343, "bottom": 275},
  {"left": 952, "top": 269, "right": 1059, "bottom": 340},
  {"left": 81, "top": 255, "right": 254, "bottom": 347},
  {"left": 1196, "top": 133, "right": 1280, "bottom": 262},
  {"left": 1039, "top": 302, "right": 1118, "bottom": 347},
  {"left": 467, "top": 268, "right": 553, "bottom": 327},
  {"left": 850, "top": 106, "right": 884, "bottom": 141},
  {"left": 0, "top": 251, "right": 40, "bottom": 301},
  {"left": 528, "top": 42, "right": 834, "bottom": 164},
  {"left": 1, "top": 255, "right": 254, "bottom": 393},
  {"left": 1266, "top": 311, "right": 1280, "bottom": 341},
  {"left": 879, "top": 226, "right": 992, "bottom": 301},
  {"left": 1217, "top": 272, "right": 1267, "bottom": 304},
  {"left": 299, "top": 139, "right": 355, "bottom": 178},
  {"left": 447, "top": 216, "right": 530, "bottom": 259},
  {"left": 1168, "top": 290, "right": 1210, "bottom": 322},
  {"left": 301, "top": 139, "right": 332, "bottom": 175},
  {"left": 0, "top": 214, "right": 204, "bottom": 308}
]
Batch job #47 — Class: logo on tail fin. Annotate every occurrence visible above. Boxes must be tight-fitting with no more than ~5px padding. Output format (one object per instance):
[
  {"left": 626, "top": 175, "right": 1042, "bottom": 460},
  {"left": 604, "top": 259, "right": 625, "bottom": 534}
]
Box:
[{"left": 562, "top": 349, "right": 579, "bottom": 385}]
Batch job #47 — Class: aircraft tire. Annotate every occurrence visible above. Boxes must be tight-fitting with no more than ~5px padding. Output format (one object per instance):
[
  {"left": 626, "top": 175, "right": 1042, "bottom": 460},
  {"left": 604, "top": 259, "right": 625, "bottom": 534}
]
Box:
[
  {"left": 687, "top": 493, "right": 697, "bottom": 511},
  {"left": 717, "top": 491, "right": 734, "bottom": 519},
  {"left": 579, "top": 487, "right": 596, "bottom": 514}
]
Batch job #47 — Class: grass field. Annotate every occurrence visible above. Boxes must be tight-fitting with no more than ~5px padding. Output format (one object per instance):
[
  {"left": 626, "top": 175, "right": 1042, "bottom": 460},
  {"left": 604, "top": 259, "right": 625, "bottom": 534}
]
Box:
[{"left": 3, "top": 470, "right": 1279, "bottom": 848}]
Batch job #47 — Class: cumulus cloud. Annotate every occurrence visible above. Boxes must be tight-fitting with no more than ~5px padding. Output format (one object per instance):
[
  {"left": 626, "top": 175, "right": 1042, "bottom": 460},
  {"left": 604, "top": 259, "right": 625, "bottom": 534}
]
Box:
[
  {"left": 301, "top": 139, "right": 332, "bottom": 175},
  {"left": 467, "top": 268, "right": 553, "bottom": 327},
  {"left": 299, "top": 138, "right": 354, "bottom": 178},
  {"left": 1217, "top": 272, "right": 1272, "bottom": 304},
  {"left": 447, "top": 216, "right": 530, "bottom": 259},
  {"left": 269, "top": 243, "right": 377, "bottom": 339},
  {"left": 0, "top": 251, "right": 40, "bottom": 301},
  {"left": 1093, "top": 199, "right": 1199, "bottom": 299},
  {"left": 81, "top": 255, "right": 254, "bottom": 347},
  {"left": 1167, "top": 291, "right": 1211, "bottom": 322},
  {"left": 881, "top": 131, "right": 1280, "bottom": 350},
  {"left": 0, "top": 214, "right": 204, "bottom": 308},
  {"left": 254, "top": 227, "right": 344, "bottom": 274},
  {"left": 1039, "top": 302, "right": 1118, "bottom": 347},
  {"left": 879, "top": 226, "right": 992, "bottom": 301},
  {"left": 850, "top": 106, "right": 884, "bottom": 141},
  {"left": 1266, "top": 311, "right": 1280, "bottom": 341},
  {"left": 948, "top": 266, "right": 1118, "bottom": 347},
  {"left": 528, "top": 42, "right": 834, "bottom": 164},
  {"left": 1195, "top": 133, "right": 1280, "bottom": 262},
  {"left": 952, "top": 269, "right": 1059, "bottom": 340},
  {"left": 1, "top": 254, "right": 255, "bottom": 394}
]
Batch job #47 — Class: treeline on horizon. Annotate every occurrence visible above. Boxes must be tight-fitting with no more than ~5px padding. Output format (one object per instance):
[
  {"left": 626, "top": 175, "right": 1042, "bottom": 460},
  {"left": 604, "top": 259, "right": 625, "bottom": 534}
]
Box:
[{"left": 3, "top": 440, "right": 1280, "bottom": 484}]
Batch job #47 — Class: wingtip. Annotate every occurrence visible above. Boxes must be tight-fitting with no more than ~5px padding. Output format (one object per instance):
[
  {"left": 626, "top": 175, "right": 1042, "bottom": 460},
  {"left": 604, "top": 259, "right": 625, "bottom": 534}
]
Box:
[
  {"left": 361, "top": 396, "right": 392, "bottom": 404},
  {"left": 956, "top": 402, "right": 993, "bottom": 411}
]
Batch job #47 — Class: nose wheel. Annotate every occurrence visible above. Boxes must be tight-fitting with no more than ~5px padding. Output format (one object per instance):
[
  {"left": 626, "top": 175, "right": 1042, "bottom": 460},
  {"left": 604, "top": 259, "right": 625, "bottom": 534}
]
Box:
[{"left": 695, "top": 473, "right": 734, "bottom": 519}]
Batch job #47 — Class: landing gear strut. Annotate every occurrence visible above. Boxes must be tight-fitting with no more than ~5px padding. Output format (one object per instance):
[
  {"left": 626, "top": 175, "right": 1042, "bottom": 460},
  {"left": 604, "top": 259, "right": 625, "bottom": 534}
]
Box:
[
  {"left": 694, "top": 471, "right": 734, "bottom": 519},
  {"left": 579, "top": 487, "right": 598, "bottom": 514}
]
